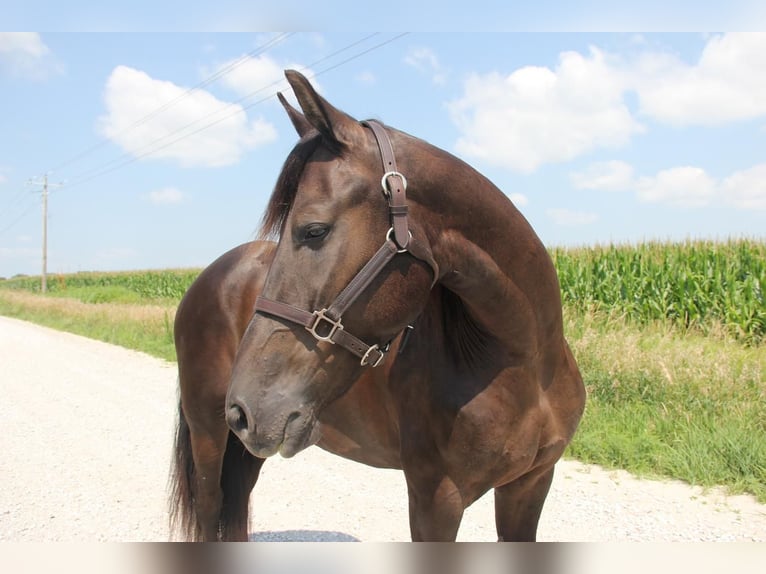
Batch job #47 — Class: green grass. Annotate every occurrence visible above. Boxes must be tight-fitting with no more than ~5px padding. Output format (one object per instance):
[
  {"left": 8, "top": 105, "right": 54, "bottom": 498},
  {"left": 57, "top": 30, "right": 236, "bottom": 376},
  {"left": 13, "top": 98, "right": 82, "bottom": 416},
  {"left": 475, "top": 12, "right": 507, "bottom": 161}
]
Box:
[
  {"left": 48, "top": 284, "right": 146, "bottom": 304},
  {"left": 1, "top": 240, "right": 765, "bottom": 502},
  {"left": 0, "top": 291, "right": 178, "bottom": 362},
  {"left": 0, "top": 268, "right": 196, "bottom": 362},
  {"left": 563, "top": 308, "right": 765, "bottom": 500}
]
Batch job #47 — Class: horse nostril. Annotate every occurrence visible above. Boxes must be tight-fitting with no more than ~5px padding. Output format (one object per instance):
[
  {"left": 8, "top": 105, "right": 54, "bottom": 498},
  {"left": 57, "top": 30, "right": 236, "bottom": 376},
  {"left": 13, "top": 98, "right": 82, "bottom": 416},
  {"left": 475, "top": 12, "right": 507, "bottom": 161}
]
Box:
[{"left": 226, "top": 402, "right": 251, "bottom": 434}]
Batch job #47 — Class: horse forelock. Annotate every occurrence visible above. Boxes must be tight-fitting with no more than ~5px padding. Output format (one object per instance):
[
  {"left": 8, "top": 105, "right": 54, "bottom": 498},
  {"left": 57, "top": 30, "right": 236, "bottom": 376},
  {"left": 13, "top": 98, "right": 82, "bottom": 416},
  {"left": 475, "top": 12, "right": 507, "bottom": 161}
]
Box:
[{"left": 258, "top": 131, "right": 322, "bottom": 240}]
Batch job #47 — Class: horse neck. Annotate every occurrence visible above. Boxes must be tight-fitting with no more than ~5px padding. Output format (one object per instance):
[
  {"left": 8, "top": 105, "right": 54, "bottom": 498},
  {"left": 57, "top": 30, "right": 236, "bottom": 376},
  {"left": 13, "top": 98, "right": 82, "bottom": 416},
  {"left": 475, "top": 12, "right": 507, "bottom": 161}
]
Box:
[{"left": 402, "top": 137, "right": 563, "bottom": 354}]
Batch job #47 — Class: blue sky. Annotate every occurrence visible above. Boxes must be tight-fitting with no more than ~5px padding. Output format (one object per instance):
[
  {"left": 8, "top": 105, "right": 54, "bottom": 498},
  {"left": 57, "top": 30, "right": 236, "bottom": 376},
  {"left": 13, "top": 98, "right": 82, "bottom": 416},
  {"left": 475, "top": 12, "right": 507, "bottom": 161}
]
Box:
[{"left": 1, "top": 31, "right": 765, "bottom": 278}]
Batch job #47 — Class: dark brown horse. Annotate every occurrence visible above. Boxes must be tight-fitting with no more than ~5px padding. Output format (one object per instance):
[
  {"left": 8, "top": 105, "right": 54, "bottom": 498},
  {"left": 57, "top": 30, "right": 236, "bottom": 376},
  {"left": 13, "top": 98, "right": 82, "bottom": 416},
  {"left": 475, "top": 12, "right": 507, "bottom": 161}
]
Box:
[{"left": 170, "top": 69, "right": 585, "bottom": 542}]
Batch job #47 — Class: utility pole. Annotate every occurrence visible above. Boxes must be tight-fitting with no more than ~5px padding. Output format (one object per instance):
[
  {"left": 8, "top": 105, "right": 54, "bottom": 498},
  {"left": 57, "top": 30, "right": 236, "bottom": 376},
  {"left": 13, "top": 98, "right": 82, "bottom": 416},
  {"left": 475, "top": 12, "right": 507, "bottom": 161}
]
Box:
[
  {"left": 27, "top": 174, "right": 62, "bottom": 294},
  {"left": 41, "top": 174, "right": 48, "bottom": 293}
]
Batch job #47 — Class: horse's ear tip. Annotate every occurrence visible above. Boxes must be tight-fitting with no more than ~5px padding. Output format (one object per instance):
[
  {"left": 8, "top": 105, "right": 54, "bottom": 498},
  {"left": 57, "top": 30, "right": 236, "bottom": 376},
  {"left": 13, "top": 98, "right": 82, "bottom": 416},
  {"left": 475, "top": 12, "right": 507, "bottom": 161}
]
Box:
[{"left": 284, "top": 69, "right": 302, "bottom": 82}]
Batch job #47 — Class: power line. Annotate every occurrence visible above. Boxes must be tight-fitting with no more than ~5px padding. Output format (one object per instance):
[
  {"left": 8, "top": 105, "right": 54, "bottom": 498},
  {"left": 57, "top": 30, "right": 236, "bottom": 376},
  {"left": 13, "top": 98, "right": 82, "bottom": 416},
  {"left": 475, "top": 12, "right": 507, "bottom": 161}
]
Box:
[
  {"left": 0, "top": 187, "right": 34, "bottom": 216},
  {"left": 0, "top": 200, "right": 37, "bottom": 237},
  {"left": 62, "top": 33, "right": 382, "bottom": 190},
  {"left": 46, "top": 33, "right": 295, "bottom": 175},
  {"left": 2, "top": 33, "right": 409, "bottom": 277},
  {"left": 0, "top": 182, "right": 41, "bottom": 236},
  {"left": 301, "top": 32, "right": 409, "bottom": 83},
  {"left": 61, "top": 33, "right": 404, "bottom": 191}
]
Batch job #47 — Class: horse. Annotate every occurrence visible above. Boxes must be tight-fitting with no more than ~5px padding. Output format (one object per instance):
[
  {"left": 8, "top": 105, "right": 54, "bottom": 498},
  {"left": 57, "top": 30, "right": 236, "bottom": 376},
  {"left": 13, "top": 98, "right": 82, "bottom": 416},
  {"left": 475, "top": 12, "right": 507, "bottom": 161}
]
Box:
[{"left": 170, "top": 69, "right": 585, "bottom": 542}]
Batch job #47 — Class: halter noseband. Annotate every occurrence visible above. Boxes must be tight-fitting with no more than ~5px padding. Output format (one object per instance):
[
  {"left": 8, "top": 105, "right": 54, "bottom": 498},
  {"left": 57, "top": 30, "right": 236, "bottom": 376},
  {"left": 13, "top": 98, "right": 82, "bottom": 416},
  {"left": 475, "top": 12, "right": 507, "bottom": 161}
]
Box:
[{"left": 253, "top": 120, "right": 436, "bottom": 368}]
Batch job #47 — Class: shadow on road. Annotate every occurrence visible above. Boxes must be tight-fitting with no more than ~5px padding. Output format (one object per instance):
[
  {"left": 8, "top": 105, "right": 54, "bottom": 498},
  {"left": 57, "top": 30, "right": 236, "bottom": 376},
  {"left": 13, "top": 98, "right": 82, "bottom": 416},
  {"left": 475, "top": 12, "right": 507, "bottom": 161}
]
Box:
[{"left": 249, "top": 530, "right": 360, "bottom": 542}]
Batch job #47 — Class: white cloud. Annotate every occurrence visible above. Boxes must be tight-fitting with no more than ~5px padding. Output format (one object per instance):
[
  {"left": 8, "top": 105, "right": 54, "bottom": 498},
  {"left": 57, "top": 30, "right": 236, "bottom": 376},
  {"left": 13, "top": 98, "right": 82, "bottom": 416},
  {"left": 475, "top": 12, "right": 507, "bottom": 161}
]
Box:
[
  {"left": 448, "top": 47, "right": 643, "bottom": 174},
  {"left": 404, "top": 47, "right": 448, "bottom": 85},
  {"left": 147, "top": 187, "right": 183, "bottom": 205},
  {"left": 0, "top": 33, "right": 48, "bottom": 58},
  {"left": 634, "top": 33, "right": 766, "bottom": 125},
  {"left": 98, "top": 66, "right": 276, "bottom": 168},
  {"left": 547, "top": 208, "right": 599, "bottom": 226},
  {"left": 0, "top": 167, "right": 8, "bottom": 185},
  {"left": 575, "top": 160, "right": 766, "bottom": 211},
  {"left": 448, "top": 34, "right": 766, "bottom": 175},
  {"left": 570, "top": 160, "right": 634, "bottom": 191},
  {"left": 635, "top": 166, "right": 717, "bottom": 208},
  {"left": 208, "top": 55, "right": 321, "bottom": 110},
  {"left": 212, "top": 53, "right": 286, "bottom": 96},
  {"left": 0, "top": 32, "right": 63, "bottom": 79},
  {"left": 720, "top": 164, "right": 766, "bottom": 210}
]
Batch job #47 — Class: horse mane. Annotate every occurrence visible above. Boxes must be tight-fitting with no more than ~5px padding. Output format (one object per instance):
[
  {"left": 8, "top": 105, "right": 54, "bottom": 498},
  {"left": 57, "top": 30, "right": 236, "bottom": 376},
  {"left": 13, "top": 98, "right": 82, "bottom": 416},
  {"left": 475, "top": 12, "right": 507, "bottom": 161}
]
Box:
[
  {"left": 258, "top": 131, "right": 322, "bottom": 240},
  {"left": 440, "top": 287, "right": 501, "bottom": 372}
]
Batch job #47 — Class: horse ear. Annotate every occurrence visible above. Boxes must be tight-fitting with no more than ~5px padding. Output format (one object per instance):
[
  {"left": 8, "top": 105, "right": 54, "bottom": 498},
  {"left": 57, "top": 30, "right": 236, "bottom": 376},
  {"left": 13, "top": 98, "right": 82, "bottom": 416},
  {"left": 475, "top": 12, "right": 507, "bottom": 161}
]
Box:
[
  {"left": 284, "top": 69, "right": 361, "bottom": 148},
  {"left": 277, "top": 92, "right": 313, "bottom": 138}
]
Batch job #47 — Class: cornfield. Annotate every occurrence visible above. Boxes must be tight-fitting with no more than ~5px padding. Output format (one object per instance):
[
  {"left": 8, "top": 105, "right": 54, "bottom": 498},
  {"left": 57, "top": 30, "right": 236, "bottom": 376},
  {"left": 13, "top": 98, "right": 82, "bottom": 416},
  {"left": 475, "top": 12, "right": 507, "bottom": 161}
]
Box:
[
  {"left": 551, "top": 239, "right": 765, "bottom": 344},
  {"left": 2, "top": 239, "right": 764, "bottom": 344},
  {"left": 0, "top": 269, "right": 200, "bottom": 301}
]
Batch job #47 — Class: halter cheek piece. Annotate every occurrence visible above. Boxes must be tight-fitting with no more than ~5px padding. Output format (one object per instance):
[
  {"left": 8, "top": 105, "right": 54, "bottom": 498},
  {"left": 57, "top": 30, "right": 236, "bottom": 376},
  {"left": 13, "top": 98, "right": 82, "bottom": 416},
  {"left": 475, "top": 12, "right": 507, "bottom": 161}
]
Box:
[{"left": 253, "top": 120, "right": 437, "bottom": 368}]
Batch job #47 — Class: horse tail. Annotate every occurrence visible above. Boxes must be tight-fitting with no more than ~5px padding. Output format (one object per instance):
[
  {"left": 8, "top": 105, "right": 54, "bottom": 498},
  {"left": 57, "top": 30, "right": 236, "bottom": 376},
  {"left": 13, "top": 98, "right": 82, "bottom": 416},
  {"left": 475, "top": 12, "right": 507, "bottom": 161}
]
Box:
[
  {"left": 218, "top": 432, "right": 265, "bottom": 541},
  {"left": 168, "top": 397, "right": 202, "bottom": 541}
]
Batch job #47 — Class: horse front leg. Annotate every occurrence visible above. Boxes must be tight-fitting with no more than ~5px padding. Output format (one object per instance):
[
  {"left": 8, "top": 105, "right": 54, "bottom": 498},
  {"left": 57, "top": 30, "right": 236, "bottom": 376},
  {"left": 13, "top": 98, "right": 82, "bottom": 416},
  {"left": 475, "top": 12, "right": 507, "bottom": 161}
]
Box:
[
  {"left": 493, "top": 464, "right": 555, "bottom": 542},
  {"left": 188, "top": 424, "right": 229, "bottom": 541},
  {"left": 405, "top": 473, "right": 465, "bottom": 541}
]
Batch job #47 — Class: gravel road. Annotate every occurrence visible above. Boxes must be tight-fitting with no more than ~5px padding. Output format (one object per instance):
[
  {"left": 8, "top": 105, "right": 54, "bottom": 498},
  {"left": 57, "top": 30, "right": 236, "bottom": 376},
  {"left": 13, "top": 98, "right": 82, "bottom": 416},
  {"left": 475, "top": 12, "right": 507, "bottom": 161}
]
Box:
[{"left": 1, "top": 315, "right": 764, "bottom": 542}]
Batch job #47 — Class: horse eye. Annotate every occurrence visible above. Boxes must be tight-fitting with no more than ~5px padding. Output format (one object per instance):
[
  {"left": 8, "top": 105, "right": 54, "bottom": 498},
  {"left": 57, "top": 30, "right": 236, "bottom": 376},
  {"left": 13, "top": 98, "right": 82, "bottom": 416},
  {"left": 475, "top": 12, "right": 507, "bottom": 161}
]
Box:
[{"left": 302, "top": 223, "right": 330, "bottom": 242}]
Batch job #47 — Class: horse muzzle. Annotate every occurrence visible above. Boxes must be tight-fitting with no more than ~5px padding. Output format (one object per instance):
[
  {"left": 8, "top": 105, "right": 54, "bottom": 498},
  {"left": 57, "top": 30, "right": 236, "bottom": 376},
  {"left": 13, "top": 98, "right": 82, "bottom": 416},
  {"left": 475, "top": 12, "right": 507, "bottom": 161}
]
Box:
[{"left": 225, "top": 396, "right": 318, "bottom": 459}]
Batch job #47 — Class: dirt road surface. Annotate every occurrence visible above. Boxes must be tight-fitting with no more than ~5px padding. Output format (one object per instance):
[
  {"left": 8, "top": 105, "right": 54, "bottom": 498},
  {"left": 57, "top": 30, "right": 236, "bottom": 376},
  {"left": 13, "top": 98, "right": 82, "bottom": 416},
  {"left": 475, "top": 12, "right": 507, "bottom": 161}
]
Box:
[{"left": 1, "top": 316, "right": 764, "bottom": 542}]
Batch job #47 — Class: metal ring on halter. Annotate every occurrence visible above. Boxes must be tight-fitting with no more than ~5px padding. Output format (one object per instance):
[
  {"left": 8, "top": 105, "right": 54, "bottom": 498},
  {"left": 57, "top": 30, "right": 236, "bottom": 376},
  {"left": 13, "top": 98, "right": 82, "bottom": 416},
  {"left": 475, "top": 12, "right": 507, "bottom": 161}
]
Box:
[
  {"left": 386, "top": 227, "right": 412, "bottom": 253},
  {"left": 381, "top": 171, "right": 408, "bottom": 195}
]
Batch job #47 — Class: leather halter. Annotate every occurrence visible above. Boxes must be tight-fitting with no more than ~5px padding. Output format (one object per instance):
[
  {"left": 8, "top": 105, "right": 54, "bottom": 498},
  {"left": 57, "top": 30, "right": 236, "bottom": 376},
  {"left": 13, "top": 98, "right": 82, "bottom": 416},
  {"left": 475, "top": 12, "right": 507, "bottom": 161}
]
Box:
[{"left": 253, "top": 120, "right": 436, "bottom": 368}]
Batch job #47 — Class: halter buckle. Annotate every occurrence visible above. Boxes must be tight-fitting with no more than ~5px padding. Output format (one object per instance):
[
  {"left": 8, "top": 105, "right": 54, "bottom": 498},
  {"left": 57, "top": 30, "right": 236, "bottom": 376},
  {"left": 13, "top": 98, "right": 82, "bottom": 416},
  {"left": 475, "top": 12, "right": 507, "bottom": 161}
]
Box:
[
  {"left": 381, "top": 171, "right": 408, "bottom": 197},
  {"left": 360, "top": 344, "right": 385, "bottom": 368},
  {"left": 307, "top": 309, "right": 343, "bottom": 343}
]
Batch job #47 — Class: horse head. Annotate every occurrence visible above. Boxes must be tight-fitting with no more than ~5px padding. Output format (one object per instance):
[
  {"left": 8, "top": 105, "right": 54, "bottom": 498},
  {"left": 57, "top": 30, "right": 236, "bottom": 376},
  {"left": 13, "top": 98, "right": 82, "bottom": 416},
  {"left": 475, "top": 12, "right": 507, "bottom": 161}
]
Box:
[{"left": 225, "top": 70, "right": 436, "bottom": 458}]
